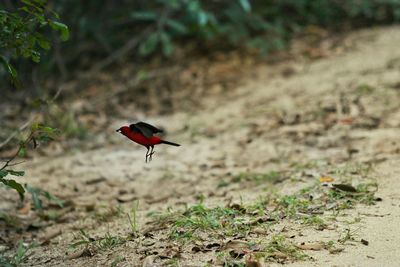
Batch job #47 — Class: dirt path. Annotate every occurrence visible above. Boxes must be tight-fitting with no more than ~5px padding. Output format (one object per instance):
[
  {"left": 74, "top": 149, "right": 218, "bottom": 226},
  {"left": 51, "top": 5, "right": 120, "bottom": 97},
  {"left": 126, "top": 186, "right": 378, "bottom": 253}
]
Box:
[{"left": 3, "top": 27, "right": 400, "bottom": 267}]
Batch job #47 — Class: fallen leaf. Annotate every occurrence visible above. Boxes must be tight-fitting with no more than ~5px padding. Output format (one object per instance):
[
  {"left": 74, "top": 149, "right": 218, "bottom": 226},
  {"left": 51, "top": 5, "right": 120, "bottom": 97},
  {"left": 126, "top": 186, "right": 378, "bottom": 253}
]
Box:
[
  {"left": 329, "top": 247, "right": 344, "bottom": 254},
  {"left": 332, "top": 183, "right": 357, "bottom": 193},
  {"left": 361, "top": 239, "right": 369, "bottom": 246},
  {"left": 225, "top": 240, "right": 251, "bottom": 250},
  {"left": 116, "top": 194, "right": 137, "bottom": 203},
  {"left": 271, "top": 251, "right": 287, "bottom": 259},
  {"left": 246, "top": 254, "right": 265, "bottom": 267},
  {"left": 319, "top": 176, "right": 334, "bottom": 183},
  {"left": 296, "top": 242, "right": 325, "bottom": 251},
  {"left": 41, "top": 228, "right": 62, "bottom": 245},
  {"left": 85, "top": 177, "right": 106, "bottom": 185},
  {"left": 142, "top": 255, "right": 158, "bottom": 267},
  {"left": 18, "top": 202, "right": 31, "bottom": 214},
  {"left": 66, "top": 248, "right": 92, "bottom": 259},
  {"left": 338, "top": 117, "right": 353, "bottom": 125}
]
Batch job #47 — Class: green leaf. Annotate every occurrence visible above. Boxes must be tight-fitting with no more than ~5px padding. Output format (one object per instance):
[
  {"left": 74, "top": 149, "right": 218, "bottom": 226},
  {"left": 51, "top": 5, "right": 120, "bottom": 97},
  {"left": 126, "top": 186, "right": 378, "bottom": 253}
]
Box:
[
  {"left": 49, "top": 21, "right": 70, "bottom": 41},
  {"left": 197, "top": 11, "right": 208, "bottom": 25},
  {"left": 7, "top": 170, "right": 25, "bottom": 176},
  {"left": 25, "top": 185, "right": 63, "bottom": 210},
  {"left": 0, "top": 56, "right": 20, "bottom": 88},
  {"left": 130, "top": 11, "right": 157, "bottom": 21},
  {"left": 0, "top": 178, "right": 25, "bottom": 200},
  {"left": 159, "top": 31, "right": 173, "bottom": 56},
  {"left": 26, "top": 185, "right": 42, "bottom": 210},
  {"left": 43, "top": 191, "right": 64, "bottom": 208},
  {"left": 166, "top": 19, "right": 188, "bottom": 34},
  {"left": 35, "top": 33, "right": 51, "bottom": 50},
  {"left": 138, "top": 33, "right": 159, "bottom": 56},
  {"left": 18, "top": 145, "right": 27, "bottom": 157},
  {"left": 0, "top": 170, "right": 8, "bottom": 178},
  {"left": 238, "top": 0, "right": 251, "bottom": 12}
]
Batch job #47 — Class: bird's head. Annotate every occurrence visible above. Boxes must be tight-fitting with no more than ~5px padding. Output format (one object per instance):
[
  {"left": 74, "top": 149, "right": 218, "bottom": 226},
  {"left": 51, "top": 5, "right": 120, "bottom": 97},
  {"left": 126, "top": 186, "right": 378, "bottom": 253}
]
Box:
[{"left": 116, "top": 126, "right": 130, "bottom": 135}]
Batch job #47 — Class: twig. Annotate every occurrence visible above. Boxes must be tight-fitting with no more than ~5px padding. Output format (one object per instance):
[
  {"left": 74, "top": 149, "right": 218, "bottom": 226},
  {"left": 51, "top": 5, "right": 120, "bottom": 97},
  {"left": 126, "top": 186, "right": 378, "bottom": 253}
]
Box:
[
  {"left": 0, "top": 85, "right": 64, "bottom": 150},
  {"left": 81, "top": 26, "right": 155, "bottom": 77},
  {"left": 0, "top": 117, "right": 35, "bottom": 149},
  {"left": 92, "top": 65, "right": 181, "bottom": 106},
  {"left": 0, "top": 131, "right": 34, "bottom": 171}
]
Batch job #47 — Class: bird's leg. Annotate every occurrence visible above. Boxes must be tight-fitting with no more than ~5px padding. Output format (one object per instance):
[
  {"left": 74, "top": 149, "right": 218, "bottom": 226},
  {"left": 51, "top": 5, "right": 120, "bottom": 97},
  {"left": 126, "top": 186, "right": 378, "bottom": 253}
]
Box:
[
  {"left": 145, "top": 146, "right": 149, "bottom": 163},
  {"left": 149, "top": 146, "right": 155, "bottom": 161}
]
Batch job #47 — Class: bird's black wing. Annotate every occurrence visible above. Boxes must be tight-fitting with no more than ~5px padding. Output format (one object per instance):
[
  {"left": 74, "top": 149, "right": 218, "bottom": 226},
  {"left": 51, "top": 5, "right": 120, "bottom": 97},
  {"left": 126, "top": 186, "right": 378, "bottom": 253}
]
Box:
[{"left": 130, "top": 121, "right": 163, "bottom": 138}]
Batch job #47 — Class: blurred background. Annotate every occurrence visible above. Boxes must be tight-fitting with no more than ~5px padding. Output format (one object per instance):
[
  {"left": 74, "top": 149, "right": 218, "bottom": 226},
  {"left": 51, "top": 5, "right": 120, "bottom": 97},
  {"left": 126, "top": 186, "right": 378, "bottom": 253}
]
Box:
[
  {"left": 2, "top": 1, "right": 400, "bottom": 266},
  {"left": 2, "top": 0, "right": 400, "bottom": 153}
]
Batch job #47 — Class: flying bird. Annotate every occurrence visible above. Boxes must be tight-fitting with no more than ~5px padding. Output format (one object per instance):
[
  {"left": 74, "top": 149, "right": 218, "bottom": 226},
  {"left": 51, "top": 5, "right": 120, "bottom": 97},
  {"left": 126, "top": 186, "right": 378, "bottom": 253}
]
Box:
[{"left": 116, "top": 121, "right": 180, "bottom": 162}]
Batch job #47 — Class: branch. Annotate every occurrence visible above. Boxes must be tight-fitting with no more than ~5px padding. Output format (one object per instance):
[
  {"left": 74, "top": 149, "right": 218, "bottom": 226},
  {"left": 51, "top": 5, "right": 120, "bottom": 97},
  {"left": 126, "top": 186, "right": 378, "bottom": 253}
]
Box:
[
  {"left": 0, "top": 85, "right": 64, "bottom": 150},
  {"left": 81, "top": 26, "right": 155, "bottom": 77}
]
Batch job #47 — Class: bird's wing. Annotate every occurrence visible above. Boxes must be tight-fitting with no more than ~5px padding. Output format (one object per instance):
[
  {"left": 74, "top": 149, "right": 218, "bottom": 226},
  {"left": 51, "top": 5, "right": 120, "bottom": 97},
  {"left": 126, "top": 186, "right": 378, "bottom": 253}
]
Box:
[{"left": 130, "top": 122, "right": 163, "bottom": 138}]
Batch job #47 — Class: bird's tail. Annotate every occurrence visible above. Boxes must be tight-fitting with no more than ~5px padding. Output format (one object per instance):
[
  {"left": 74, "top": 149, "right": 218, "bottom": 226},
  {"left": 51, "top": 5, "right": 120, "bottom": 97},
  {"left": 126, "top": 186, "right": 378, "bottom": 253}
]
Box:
[{"left": 161, "top": 140, "right": 181, "bottom": 146}]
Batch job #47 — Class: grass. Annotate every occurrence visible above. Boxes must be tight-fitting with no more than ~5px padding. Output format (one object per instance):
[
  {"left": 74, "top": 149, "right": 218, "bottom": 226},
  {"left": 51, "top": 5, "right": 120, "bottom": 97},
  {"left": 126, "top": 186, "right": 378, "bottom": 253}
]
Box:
[
  {"left": 144, "top": 174, "right": 379, "bottom": 265},
  {"left": 168, "top": 203, "right": 249, "bottom": 240},
  {"left": 127, "top": 200, "right": 140, "bottom": 234},
  {"left": 70, "top": 230, "right": 126, "bottom": 251},
  {"left": 149, "top": 178, "right": 378, "bottom": 243},
  {"left": 111, "top": 255, "right": 126, "bottom": 267},
  {"left": 261, "top": 235, "right": 308, "bottom": 262},
  {"left": 231, "top": 171, "right": 280, "bottom": 185},
  {"left": 0, "top": 240, "right": 37, "bottom": 267},
  {"left": 93, "top": 205, "right": 125, "bottom": 222}
]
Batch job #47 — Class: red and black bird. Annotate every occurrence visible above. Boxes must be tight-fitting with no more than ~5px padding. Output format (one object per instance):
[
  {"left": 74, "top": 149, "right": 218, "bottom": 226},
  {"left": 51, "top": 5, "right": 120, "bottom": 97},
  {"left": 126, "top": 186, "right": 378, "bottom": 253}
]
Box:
[{"left": 116, "top": 121, "right": 180, "bottom": 162}]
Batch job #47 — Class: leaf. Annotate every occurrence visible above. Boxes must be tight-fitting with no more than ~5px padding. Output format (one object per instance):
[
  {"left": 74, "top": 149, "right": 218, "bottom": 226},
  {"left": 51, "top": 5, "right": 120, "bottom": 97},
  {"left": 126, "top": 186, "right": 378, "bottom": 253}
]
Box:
[
  {"left": 166, "top": 19, "right": 188, "bottom": 34},
  {"left": 25, "top": 185, "right": 64, "bottom": 210},
  {"left": 319, "top": 176, "right": 334, "bottom": 183},
  {"left": 0, "top": 56, "right": 17, "bottom": 78},
  {"left": 238, "top": 0, "right": 251, "bottom": 12},
  {"left": 139, "top": 33, "right": 159, "bottom": 56},
  {"left": 197, "top": 11, "right": 208, "bottom": 25},
  {"left": 296, "top": 242, "right": 325, "bottom": 251},
  {"left": 49, "top": 21, "right": 69, "bottom": 41},
  {"left": 7, "top": 170, "right": 25, "bottom": 176},
  {"left": 159, "top": 31, "right": 173, "bottom": 56},
  {"left": 18, "top": 145, "right": 27, "bottom": 157},
  {"left": 130, "top": 11, "right": 157, "bottom": 21},
  {"left": 0, "top": 178, "right": 25, "bottom": 200},
  {"left": 26, "top": 185, "right": 43, "bottom": 210},
  {"left": 43, "top": 191, "right": 64, "bottom": 208},
  {"left": 332, "top": 184, "right": 358, "bottom": 193},
  {"left": 0, "top": 170, "right": 8, "bottom": 178}
]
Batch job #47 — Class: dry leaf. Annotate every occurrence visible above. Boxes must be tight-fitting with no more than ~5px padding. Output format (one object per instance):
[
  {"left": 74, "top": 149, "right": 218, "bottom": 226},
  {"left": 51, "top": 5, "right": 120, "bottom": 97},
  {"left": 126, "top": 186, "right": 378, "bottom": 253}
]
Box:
[
  {"left": 319, "top": 176, "right": 334, "bottom": 183},
  {"left": 41, "top": 228, "right": 62, "bottom": 245},
  {"left": 246, "top": 255, "right": 265, "bottom": 267},
  {"left": 18, "top": 202, "right": 31, "bottom": 214},
  {"left": 332, "top": 184, "right": 357, "bottom": 193},
  {"left": 116, "top": 193, "right": 137, "bottom": 203},
  {"left": 66, "top": 248, "right": 92, "bottom": 260},
  {"left": 361, "top": 239, "right": 369, "bottom": 246},
  {"left": 271, "top": 251, "right": 287, "bottom": 259},
  {"left": 142, "top": 255, "right": 158, "bottom": 267},
  {"left": 296, "top": 242, "right": 325, "bottom": 251}
]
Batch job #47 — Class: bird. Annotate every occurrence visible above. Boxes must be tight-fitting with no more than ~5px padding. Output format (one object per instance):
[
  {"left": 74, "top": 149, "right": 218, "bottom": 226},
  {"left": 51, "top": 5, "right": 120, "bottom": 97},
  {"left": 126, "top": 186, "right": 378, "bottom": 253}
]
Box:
[{"left": 116, "top": 121, "right": 180, "bottom": 162}]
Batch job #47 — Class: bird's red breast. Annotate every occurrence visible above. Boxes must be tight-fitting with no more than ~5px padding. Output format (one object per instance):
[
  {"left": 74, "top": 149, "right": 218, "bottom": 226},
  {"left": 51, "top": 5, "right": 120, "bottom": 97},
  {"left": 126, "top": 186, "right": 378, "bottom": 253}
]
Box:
[{"left": 120, "top": 126, "right": 161, "bottom": 146}]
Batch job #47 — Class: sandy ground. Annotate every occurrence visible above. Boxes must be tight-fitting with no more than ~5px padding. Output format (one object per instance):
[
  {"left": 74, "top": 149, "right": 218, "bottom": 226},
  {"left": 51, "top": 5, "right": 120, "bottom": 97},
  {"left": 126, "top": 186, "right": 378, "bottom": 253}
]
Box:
[{"left": 2, "top": 26, "right": 400, "bottom": 267}]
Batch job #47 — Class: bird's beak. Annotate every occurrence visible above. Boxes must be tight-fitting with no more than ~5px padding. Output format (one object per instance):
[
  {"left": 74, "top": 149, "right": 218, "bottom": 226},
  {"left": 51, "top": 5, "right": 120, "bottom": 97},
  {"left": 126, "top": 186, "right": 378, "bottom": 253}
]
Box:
[{"left": 116, "top": 129, "right": 121, "bottom": 133}]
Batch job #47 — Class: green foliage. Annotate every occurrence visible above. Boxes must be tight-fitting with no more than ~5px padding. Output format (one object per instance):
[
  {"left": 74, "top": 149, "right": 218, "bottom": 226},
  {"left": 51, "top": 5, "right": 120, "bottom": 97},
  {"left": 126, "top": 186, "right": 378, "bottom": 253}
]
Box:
[
  {"left": 2, "top": 0, "right": 400, "bottom": 84},
  {"left": 0, "top": 240, "right": 37, "bottom": 267},
  {"left": 0, "top": 0, "right": 69, "bottom": 86},
  {"left": 0, "top": 124, "right": 59, "bottom": 200},
  {"left": 70, "top": 230, "right": 125, "bottom": 251},
  {"left": 25, "top": 185, "right": 64, "bottom": 210}
]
